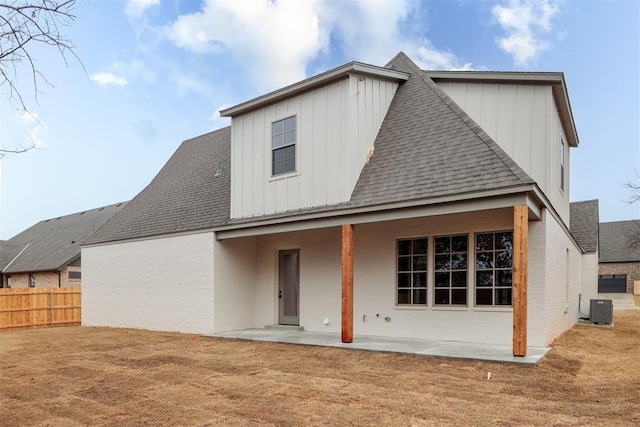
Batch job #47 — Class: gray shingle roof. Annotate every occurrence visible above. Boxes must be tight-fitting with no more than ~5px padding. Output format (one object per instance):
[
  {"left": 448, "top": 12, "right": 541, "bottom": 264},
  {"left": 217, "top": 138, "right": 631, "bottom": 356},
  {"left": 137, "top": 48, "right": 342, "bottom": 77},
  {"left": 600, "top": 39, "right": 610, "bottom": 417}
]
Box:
[
  {"left": 349, "top": 53, "right": 533, "bottom": 207},
  {"left": 599, "top": 220, "right": 640, "bottom": 263},
  {"left": 569, "top": 200, "right": 599, "bottom": 253},
  {"left": 1, "top": 202, "right": 127, "bottom": 273},
  {"left": 0, "top": 241, "right": 23, "bottom": 271},
  {"left": 84, "top": 127, "right": 231, "bottom": 245},
  {"left": 85, "top": 52, "right": 537, "bottom": 244}
]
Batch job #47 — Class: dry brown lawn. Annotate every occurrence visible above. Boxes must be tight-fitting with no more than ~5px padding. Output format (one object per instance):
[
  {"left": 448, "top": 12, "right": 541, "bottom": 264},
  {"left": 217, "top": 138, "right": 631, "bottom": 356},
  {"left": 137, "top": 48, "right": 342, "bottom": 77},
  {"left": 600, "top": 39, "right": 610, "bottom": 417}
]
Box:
[{"left": 1, "top": 310, "right": 639, "bottom": 426}]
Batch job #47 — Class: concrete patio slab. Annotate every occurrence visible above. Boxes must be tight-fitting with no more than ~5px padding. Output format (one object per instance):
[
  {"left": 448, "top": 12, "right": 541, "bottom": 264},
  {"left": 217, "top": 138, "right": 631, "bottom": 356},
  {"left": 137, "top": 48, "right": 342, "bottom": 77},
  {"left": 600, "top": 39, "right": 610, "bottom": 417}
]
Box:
[{"left": 206, "top": 329, "right": 550, "bottom": 365}]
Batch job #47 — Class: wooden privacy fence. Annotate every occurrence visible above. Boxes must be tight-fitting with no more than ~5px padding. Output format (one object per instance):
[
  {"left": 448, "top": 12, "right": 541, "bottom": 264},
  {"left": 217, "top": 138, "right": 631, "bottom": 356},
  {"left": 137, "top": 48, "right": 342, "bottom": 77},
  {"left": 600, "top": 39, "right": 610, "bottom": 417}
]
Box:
[{"left": 0, "top": 287, "right": 81, "bottom": 330}]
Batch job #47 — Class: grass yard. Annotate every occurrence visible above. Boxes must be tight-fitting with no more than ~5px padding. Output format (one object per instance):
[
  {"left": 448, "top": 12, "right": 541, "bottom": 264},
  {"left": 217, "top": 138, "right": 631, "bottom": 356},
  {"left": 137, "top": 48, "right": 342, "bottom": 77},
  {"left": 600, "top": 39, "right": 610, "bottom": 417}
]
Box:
[{"left": 1, "top": 310, "right": 639, "bottom": 426}]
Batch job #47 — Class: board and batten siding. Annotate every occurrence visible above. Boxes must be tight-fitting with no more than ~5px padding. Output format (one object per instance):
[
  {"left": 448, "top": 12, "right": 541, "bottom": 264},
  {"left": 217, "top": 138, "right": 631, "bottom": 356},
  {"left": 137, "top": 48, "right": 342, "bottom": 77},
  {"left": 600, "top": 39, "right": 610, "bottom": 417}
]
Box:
[
  {"left": 230, "top": 75, "right": 398, "bottom": 219},
  {"left": 436, "top": 82, "right": 571, "bottom": 224},
  {"left": 82, "top": 232, "right": 215, "bottom": 334}
]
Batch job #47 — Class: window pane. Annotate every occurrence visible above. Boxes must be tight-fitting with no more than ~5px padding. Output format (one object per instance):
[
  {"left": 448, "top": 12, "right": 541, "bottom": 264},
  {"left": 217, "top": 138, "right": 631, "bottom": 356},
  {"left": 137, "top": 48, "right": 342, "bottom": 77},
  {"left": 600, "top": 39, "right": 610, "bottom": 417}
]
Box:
[
  {"left": 476, "top": 271, "right": 493, "bottom": 287},
  {"left": 273, "top": 147, "right": 285, "bottom": 161},
  {"left": 413, "top": 272, "right": 427, "bottom": 288},
  {"left": 413, "top": 239, "right": 427, "bottom": 254},
  {"left": 476, "top": 252, "right": 493, "bottom": 269},
  {"left": 434, "top": 289, "right": 449, "bottom": 305},
  {"left": 284, "top": 130, "right": 296, "bottom": 145},
  {"left": 398, "top": 256, "right": 410, "bottom": 272},
  {"left": 434, "top": 237, "right": 449, "bottom": 253},
  {"left": 398, "top": 240, "right": 411, "bottom": 255},
  {"left": 284, "top": 116, "right": 296, "bottom": 131},
  {"left": 272, "top": 133, "right": 284, "bottom": 148},
  {"left": 452, "top": 271, "right": 467, "bottom": 287},
  {"left": 273, "top": 161, "right": 285, "bottom": 175},
  {"left": 452, "top": 235, "right": 467, "bottom": 252},
  {"left": 398, "top": 273, "right": 411, "bottom": 287},
  {"left": 476, "top": 288, "right": 493, "bottom": 305},
  {"left": 451, "top": 289, "right": 467, "bottom": 305},
  {"left": 496, "top": 288, "right": 512, "bottom": 305},
  {"left": 495, "top": 251, "right": 512, "bottom": 268},
  {"left": 413, "top": 289, "right": 427, "bottom": 305},
  {"left": 284, "top": 159, "right": 295, "bottom": 172},
  {"left": 497, "top": 270, "right": 512, "bottom": 286},
  {"left": 496, "top": 232, "right": 513, "bottom": 250},
  {"left": 435, "top": 272, "right": 449, "bottom": 287},
  {"left": 413, "top": 255, "right": 427, "bottom": 271},
  {"left": 451, "top": 253, "right": 467, "bottom": 270},
  {"left": 435, "top": 254, "right": 450, "bottom": 271},
  {"left": 397, "top": 289, "right": 411, "bottom": 304},
  {"left": 272, "top": 120, "right": 283, "bottom": 135},
  {"left": 284, "top": 145, "right": 295, "bottom": 159},
  {"left": 476, "top": 233, "right": 493, "bottom": 251}
]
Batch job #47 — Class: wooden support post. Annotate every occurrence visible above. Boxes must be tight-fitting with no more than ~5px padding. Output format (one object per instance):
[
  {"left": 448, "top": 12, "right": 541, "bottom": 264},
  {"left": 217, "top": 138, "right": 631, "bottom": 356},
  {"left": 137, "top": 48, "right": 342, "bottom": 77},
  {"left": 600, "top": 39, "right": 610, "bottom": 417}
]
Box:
[
  {"left": 513, "top": 205, "right": 528, "bottom": 357},
  {"left": 342, "top": 224, "right": 354, "bottom": 343}
]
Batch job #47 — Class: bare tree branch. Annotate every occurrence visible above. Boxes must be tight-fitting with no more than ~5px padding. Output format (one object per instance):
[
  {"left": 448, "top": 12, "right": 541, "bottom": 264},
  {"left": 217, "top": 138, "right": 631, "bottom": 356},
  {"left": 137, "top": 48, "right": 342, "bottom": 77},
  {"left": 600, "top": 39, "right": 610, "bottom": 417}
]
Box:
[
  {"left": 0, "top": 1, "right": 83, "bottom": 158},
  {"left": 624, "top": 171, "right": 640, "bottom": 250}
]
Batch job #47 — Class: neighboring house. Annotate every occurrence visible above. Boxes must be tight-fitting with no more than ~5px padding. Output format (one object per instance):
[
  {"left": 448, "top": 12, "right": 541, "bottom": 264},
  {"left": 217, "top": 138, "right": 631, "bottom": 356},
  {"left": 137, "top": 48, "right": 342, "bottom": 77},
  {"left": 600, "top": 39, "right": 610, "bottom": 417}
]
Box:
[
  {"left": 598, "top": 220, "right": 640, "bottom": 293},
  {"left": 83, "top": 52, "right": 595, "bottom": 356},
  {"left": 0, "top": 203, "right": 127, "bottom": 289},
  {"left": 569, "top": 200, "right": 600, "bottom": 310}
]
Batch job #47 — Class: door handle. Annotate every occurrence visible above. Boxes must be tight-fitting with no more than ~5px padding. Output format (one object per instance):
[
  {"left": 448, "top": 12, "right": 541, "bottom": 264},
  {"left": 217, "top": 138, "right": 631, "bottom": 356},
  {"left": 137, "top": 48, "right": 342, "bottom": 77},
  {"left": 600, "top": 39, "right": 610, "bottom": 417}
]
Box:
[{"left": 279, "top": 290, "right": 282, "bottom": 299}]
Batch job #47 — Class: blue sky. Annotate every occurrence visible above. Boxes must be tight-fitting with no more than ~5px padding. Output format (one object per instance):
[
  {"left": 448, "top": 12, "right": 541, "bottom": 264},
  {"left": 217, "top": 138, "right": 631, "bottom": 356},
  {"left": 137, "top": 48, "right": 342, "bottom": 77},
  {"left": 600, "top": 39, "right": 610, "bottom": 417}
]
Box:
[{"left": 1, "top": 0, "right": 638, "bottom": 239}]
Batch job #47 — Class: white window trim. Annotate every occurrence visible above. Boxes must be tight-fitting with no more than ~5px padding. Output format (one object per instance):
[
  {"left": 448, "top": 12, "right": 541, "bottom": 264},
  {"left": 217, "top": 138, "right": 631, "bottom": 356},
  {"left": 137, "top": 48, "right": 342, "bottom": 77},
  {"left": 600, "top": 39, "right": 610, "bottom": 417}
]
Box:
[{"left": 270, "top": 115, "right": 297, "bottom": 177}]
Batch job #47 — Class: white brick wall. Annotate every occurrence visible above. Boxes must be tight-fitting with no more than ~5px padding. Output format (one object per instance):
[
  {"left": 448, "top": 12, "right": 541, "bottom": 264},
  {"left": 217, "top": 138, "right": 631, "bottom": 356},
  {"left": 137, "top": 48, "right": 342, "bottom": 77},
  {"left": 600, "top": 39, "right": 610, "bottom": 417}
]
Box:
[
  {"left": 542, "top": 209, "right": 583, "bottom": 344},
  {"left": 82, "top": 232, "right": 215, "bottom": 333},
  {"left": 82, "top": 207, "right": 589, "bottom": 347},
  {"left": 251, "top": 209, "right": 538, "bottom": 346},
  {"left": 213, "top": 236, "right": 257, "bottom": 332}
]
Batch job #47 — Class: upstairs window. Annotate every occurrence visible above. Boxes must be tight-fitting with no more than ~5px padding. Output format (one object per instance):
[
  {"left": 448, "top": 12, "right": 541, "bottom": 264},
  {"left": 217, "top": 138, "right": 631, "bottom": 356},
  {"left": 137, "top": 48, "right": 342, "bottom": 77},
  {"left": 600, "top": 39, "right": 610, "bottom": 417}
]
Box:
[
  {"left": 272, "top": 116, "right": 296, "bottom": 176},
  {"left": 560, "top": 139, "right": 565, "bottom": 192}
]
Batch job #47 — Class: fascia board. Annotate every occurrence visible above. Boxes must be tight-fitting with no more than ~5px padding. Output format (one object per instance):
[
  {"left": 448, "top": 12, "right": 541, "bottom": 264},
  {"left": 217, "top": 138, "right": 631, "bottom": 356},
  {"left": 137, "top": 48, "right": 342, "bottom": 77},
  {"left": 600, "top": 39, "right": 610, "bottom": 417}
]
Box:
[
  {"left": 215, "top": 186, "right": 539, "bottom": 240},
  {"left": 221, "top": 62, "right": 409, "bottom": 117}
]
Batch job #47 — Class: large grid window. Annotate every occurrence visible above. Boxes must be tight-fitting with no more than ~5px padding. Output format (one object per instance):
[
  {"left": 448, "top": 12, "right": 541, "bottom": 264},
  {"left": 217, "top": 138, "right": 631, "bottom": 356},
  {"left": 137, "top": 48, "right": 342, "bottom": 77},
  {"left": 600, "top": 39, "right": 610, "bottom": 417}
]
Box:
[
  {"left": 272, "top": 116, "right": 296, "bottom": 175},
  {"left": 434, "top": 235, "right": 468, "bottom": 305},
  {"left": 475, "top": 232, "right": 513, "bottom": 306},
  {"left": 397, "top": 238, "right": 428, "bottom": 305}
]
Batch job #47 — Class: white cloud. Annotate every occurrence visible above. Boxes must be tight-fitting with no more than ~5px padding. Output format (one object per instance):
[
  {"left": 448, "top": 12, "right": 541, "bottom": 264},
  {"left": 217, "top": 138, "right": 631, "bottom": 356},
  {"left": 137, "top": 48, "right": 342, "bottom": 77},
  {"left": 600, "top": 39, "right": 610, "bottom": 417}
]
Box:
[
  {"left": 90, "top": 72, "right": 128, "bottom": 87},
  {"left": 166, "top": 0, "right": 471, "bottom": 92},
  {"left": 209, "top": 104, "right": 232, "bottom": 130},
  {"left": 126, "top": 0, "right": 160, "bottom": 18},
  {"left": 409, "top": 43, "right": 474, "bottom": 71},
  {"left": 169, "top": 0, "right": 327, "bottom": 91},
  {"left": 16, "top": 110, "right": 38, "bottom": 125},
  {"left": 493, "top": 0, "right": 562, "bottom": 66},
  {"left": 13, "top": 111, "right": 48, "bottom": 150}
]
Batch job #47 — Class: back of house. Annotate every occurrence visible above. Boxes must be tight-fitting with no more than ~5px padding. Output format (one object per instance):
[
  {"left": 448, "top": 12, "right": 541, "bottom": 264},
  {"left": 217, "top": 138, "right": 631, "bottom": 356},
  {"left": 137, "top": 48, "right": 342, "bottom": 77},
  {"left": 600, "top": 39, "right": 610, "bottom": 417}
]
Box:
[{"left": 82, "top": 52, "right": 597, "bottom": 356}]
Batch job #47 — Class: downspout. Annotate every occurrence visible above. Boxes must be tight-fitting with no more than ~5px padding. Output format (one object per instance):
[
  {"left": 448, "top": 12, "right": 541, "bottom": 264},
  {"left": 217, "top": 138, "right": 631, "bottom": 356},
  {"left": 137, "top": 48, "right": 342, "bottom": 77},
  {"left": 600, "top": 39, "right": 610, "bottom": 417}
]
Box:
[{"left": 56, "top": 271, "right": 61, "bottom": 288}]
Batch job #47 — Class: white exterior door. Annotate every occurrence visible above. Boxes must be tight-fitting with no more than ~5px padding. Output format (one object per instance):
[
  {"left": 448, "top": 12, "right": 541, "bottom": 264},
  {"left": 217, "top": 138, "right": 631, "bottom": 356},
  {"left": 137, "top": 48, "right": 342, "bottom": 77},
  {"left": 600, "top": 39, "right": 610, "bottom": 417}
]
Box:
[{"left": 278, "top": 249, "right": 299, "bottom": 325}]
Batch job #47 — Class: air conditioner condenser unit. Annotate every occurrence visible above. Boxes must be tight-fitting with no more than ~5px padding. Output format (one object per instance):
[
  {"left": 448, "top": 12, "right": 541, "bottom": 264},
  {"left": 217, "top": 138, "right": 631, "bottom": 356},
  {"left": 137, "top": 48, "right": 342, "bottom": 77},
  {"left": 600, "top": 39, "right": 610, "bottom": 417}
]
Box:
[{"left": 590, "top": 299, "right": 613, "bottom": 325}]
